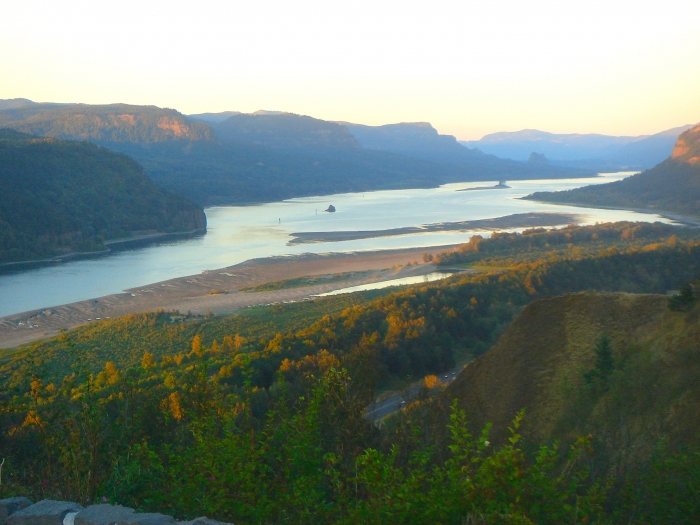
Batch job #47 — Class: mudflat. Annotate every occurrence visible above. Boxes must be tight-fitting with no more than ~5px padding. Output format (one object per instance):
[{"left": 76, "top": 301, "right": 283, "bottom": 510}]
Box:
[
  {"left": 287, "top": 212, "right": 582, "bottom": 245},
  {"left": 0, "top": 245, "right": 460, "bottom": 350}
]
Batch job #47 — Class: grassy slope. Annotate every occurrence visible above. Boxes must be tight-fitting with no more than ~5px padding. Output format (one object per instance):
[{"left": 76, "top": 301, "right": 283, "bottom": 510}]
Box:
[
  {"left": 0, "top": 290, "right": 389, "bottom": 388},
  {"left": 441, "top": 291, "right": 700, "bottom": 453}
]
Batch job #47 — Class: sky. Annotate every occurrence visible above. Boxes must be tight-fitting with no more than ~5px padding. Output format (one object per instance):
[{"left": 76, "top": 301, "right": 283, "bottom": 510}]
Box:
[{"left": 1, "top": 0, "right": 700, "bottom": 140}]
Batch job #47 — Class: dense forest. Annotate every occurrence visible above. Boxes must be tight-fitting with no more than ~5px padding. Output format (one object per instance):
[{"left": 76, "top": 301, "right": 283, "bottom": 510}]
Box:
[
  {"left": 0, "top": 129, "right": 205, "bottom": 264},
  {"left": 0, "top": 102, "right": 592, "bottom": 206},
  {"left": 1, "top": 222, "right": 699, "bottom": 523},
  {"left": 526, "top": 124, "right": 700, "bottom": 217}
]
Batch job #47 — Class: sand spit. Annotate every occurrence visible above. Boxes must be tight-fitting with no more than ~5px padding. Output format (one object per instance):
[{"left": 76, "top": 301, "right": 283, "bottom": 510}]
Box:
[
  {"left": 287, "top": 212, "right": 582, "bottom": 245},
  {"left": 0, "top": 245, "right": 461, "bottom": 350}
]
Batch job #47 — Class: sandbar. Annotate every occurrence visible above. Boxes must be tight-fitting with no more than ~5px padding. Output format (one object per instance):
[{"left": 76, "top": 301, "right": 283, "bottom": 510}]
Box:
[
  {"left": 288, "top": 212, "right": 582, "bottom": 245},
  {"left": 0, "top": 245, "right": 462, "bottom": 350}
]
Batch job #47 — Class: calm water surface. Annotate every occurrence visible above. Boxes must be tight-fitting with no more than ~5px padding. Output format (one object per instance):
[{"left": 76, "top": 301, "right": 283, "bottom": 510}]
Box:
[
  {"left": 1, "top": 173, "right": 676, "bottom": 316},
  {"left": 315, "top": 272, "right": 456, "bottom": 297}
]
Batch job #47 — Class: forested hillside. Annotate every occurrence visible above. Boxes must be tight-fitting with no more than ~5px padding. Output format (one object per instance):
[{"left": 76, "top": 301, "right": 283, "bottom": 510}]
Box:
[
  {"left": 0, "top": 130, "right": 205, "bottom": 264},
  {"left": 0, "top": 101, "right": 592, "bottom": 205},
  {"left": 1, "top": 222, "right": 699, "bottom": 523},
  {"left": 526, "top": 124, "right": 700, "bottom": 216}
]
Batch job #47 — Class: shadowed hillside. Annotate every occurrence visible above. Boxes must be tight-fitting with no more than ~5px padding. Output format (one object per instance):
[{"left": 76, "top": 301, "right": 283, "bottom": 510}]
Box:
[
  {"left": 441, "top": 292, "right": 686, "bottom": 443},
  {"left": 345, "top": 121, "right": 591, "bottom": 178},
  {"left": 0, "top": 129, "right": 205, "bottom": 264},
  {"left": 525, "top": 124, "right": 700, "bottom": 217},
  {"left": 0, "top": 100, "right": 593, "bottom": 205},
  {"left": 214, "top": 112, "right": 361, "bottom": 152}
]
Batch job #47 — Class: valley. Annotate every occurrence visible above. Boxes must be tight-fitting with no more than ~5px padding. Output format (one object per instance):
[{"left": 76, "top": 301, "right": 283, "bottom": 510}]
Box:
[
  {"left": 2, "top": 4, "right": 700, "bottom": 522},
  {"left": 0, "top": 245, "right": 454, "bottom": 350}
]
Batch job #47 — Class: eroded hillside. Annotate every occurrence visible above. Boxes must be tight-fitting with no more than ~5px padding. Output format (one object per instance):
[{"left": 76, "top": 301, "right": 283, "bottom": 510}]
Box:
[{"left": 440, "top": 291, "right": 700, "bottom": 455}]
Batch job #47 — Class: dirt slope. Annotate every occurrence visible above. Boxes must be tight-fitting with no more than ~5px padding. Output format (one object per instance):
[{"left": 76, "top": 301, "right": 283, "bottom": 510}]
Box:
[{"left": 442, "top": 291, "right": 700, "bottom": 446}]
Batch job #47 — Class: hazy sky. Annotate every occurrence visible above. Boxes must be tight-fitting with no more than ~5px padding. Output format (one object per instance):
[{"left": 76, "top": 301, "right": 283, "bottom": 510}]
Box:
[{"left": 2, "top": 0, "right": 699, "bottom": 140}]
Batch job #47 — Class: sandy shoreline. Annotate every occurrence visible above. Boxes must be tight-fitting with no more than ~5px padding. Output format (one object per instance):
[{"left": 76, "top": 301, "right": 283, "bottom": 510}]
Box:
[
  {"left": 0, "top": 245, "right": 462, "bottom": 350},
  {"left": 287, "top": 212, "right": 582, "bottom": 245}
]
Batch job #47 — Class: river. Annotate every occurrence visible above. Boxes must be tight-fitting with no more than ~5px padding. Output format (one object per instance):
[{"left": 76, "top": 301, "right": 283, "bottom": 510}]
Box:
[{"left": 0, "top": 173, "right": 676, "bottom": 317}]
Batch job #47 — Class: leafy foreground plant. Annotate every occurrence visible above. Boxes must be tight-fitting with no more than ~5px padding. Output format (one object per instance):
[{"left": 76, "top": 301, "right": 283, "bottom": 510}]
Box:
[{"left": 102, "top": 369, "right": 604, "bottom": 525}]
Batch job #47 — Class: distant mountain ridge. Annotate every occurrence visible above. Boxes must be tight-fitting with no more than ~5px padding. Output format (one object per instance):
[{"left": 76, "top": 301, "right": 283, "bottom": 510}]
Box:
[
  {"left": 213, "top": 113, "right": 361, "bottom": 152},
  {"left": 0, "top": 103, "right": 213, "bottom": 143},
  {"left": 525, "top": 124, "right": 700, "bottom": 217},
  {"left": 343, "top": 121, "right": 487, "bottom": 165},
  {"left": 188, "top": 110, "right": 242, "bottom": 123},
  {"left": 0, "top": 99, "right": 592, "bottom": 205},
  {"left": 0, "top": 98, "right": 38, "bottom": 111},
  {"left": 462, "top": 124, "right": 695, "bottom": 169},
  {"left": 0, "top": 129, "right": 205, "bottom": 264}
]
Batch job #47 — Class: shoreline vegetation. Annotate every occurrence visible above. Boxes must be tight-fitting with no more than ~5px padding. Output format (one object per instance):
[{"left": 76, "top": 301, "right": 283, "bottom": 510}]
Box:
[
  {"left": 3, "top": 219, "right": 698, "bottom": 352},
  {"left": 0, "top": 228, "right": 206, "bottom": 272},
  {"left": 287, "top": 211, "right": 582, "bottom": 245},
  {"left": 0, "top": 245, "right": 457, "bottom": 350},
  {"left": 4, "top": 219, "right": 699, "bottom": 351},
  {"left": 521, "top": 196, "right": 700, "bottom": 226}
]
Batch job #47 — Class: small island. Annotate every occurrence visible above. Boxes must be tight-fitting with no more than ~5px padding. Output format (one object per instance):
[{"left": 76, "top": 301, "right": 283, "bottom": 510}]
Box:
[
  {"left": 458, "top": 181, "right": 510, "bottom": 192},
  {"left": 325, "top": 205, "right": 336, "bottom": 212}
]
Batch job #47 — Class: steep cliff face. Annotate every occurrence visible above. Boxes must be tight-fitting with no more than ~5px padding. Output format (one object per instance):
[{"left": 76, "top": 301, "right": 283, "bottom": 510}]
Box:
[
  {"left": 525, "top": 121, "right": 700, "bottom": 216},
  {"left": 671, "top": 123, "right": 700, "bottom": 164},
  {"left": 0, "top": 104, "right": 214, "bottom": 144}
]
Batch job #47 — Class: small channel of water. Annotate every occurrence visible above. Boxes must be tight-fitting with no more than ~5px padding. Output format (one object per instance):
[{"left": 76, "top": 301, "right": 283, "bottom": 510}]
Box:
[{"left": 314, "top": 271, "right": 456, "bottom": 296}]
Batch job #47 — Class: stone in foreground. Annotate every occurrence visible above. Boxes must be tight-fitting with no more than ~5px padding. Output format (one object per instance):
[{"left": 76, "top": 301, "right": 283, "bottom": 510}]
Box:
[
  {"left": 119, "top": 513, "right": 175, "bottom": 525},
  {"left": 179, "top": 518, "right": 234, "bottom": 525},
  {"left": 7, "top": 500, "right": 83, "bottom": 525},
  {"left": 74, "top": 505, "right": 137, "bottom": 525},
  {"left": 0, "top": 498, "right": 33, "bottom": 525}
]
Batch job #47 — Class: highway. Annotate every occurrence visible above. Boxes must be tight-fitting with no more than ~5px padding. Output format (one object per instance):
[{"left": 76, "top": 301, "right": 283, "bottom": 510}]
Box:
[{"left": 365, "top": 370, "right": 460, "bottom": 421}]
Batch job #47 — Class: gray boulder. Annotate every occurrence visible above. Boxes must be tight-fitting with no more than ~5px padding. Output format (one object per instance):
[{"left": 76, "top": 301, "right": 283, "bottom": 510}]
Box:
[
  {"left": 8, "top": 500, "right": 83, "bottom": 525},
  {"left": 0, "top": 498, "right": 33, "bottom": 525},
  {"left": 120, "top": 514, "right": 175, "bottom": 525},
  {"left": 74, "top": 505, "right": 136, "bottom": 525},
  {"left": 179, "top": 518, "right": 234, "bottom": 525},
  {"left": 73, "top": 507, "right": 175, "bottom": 525}
]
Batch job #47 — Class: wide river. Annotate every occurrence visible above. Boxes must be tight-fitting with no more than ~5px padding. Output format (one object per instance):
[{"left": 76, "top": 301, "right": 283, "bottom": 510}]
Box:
[{"left": 0, "top": 173, "right": 677, "bottom": 317}]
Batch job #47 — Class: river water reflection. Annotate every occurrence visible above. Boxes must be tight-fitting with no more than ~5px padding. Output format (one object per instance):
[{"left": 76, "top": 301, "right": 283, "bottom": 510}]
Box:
[
  {"left": 314, "top": 271, "right": 456, "bottom": 297},
  {"left": 0, "top": 173, "right": 676, "bottom": 316}
]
